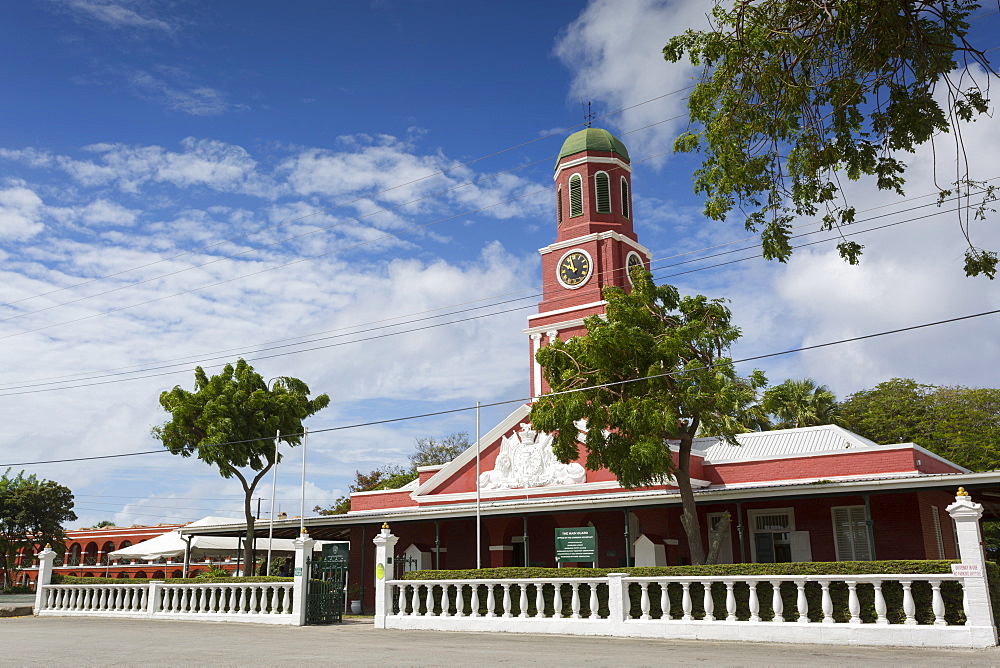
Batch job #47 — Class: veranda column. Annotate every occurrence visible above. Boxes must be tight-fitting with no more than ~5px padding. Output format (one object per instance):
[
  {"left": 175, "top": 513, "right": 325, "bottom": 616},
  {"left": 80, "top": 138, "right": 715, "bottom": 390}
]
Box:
[
  {"left": 33, "top": 545, "right": 56, "bottom": 614},
  {"left": 291, "top": 530, "right": 315, "bottom": 626},
  {"left": 947, "top": 487, "right": 998, "bottom": 646},
  {"left": 373, "top": 523, "right": 399, "bottom": 629}
]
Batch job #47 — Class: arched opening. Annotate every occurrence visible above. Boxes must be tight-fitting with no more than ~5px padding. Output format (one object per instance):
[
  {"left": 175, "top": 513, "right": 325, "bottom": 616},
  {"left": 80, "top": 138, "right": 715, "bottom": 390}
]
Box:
[
  {"left": 84, "top": 542, "right": 98, "bottom": 566},
  {"left": 101, "top": 541, "right": 115, "bottom": 565},
  {"left": 152, "top": 570, "right": 165, "bottom": 579},
  {"left": 69, "top": 543, "right": 83, "bottom": 566},
  {"left": 82, "top": 572, "right": 94, "bottom": 578},
  {"left": 116, "top": 572, "right": 128, "bottom": 579},
  {"left": 620, "top": 177, "right": 630, "bottom": 218},
  {"left": 170, "top": 569, "right": 183, "bottom": 579},
  {"left": 568, "top": 174, "right": 583, "bottom": 217},
  {"left": 134, "top": 571, "right": 147, "bottom": 579},
  {"left": 594, "top": 172, "right": 611, "bottom": 214}
]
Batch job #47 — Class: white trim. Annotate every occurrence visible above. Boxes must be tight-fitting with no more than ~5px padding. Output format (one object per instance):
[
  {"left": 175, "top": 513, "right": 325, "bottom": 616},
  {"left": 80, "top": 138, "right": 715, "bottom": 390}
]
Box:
[
  {"left": 625, "top": 250, "right": 643, "bottom": 286},
  {"left": 489, "top": 545, "right": 514, "bottom": 552},
  {"left": 527, "top": 302, "right": 606, "bottom": 322},
  {"left": 414, "top": 477, "right": 712, "bottom": 506},
  {"left": 747, "top": 507, "right": 795, "bottom": 563},
  {"left": 555, "top": 155, "right": 631, "bottom": 178},
  {"left": 530, "top": 333, "right": 543, "bottom": 399},
  {"left": 555, "top": 248, "right": 594, "bottom": 290},
  {"left": 593, "top": 170, "right": 612, "bottom": 214},
  {"left": 620, "top": 175, "right": 630, "bottom": 219},
  {"left": 525, "top": 317, "right": 594, "bottom": 337},
  {"left": 539, "top": 231, "right": 651, "bottom": 257},
  {"left": 567, "top": 172, "right": 584, "bottom": 218}
]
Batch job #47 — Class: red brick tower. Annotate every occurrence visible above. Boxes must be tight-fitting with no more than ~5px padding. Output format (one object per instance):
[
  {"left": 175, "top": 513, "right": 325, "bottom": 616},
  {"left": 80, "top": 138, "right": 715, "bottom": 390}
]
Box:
[{"left": 526, "top": 128, "right": 652, "bottom": 398}]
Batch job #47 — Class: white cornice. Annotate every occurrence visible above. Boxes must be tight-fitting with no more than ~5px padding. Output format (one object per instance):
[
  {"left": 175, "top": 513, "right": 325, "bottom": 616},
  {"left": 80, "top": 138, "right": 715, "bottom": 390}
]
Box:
[
  {"left": 554, "top": 156, "right": 631, "bottom": 179},
  {"left": 524, "top": 316, "right": 602, "bottom": 336},
  {"left": 539, "top": 231, "right": 651, "bottom": 257},
  {"left": 526, "top": 301, "right": 606, "bottom": 322}
]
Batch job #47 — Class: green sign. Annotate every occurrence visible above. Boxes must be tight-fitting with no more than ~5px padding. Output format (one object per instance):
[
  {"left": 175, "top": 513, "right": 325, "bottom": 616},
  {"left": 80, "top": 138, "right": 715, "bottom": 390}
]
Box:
[
  {"left": 293, "top": 567, "right": 302, "bottom": 576},
  {"left": 555, "top": 527, "right": 597, "bottom": 563},
  {"left": 322, "top": 541, "right": 350, "bottom": 565}
]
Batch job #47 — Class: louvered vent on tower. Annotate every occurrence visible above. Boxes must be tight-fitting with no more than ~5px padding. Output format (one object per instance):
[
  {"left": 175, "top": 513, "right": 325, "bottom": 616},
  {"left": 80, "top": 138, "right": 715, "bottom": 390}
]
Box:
[{"left": 595, "top": 172, "right": 611, "bottom": 214}]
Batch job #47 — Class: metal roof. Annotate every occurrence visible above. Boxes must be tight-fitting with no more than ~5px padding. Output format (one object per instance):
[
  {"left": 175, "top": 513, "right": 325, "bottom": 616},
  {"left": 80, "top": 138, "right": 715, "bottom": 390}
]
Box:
[
  {"left": 695, "top": 424, "right": 886, "bottom": 463},
  {"left": 557, "top": 128, "right": 629, "bottom": 166}
]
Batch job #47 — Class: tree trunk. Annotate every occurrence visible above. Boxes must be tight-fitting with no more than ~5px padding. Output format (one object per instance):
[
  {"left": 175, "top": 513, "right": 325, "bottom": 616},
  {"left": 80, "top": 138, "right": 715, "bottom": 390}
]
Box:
[
  {"left": 243, "top": 494, "right": 256, "bottom": 573},
  {"left": 675, "top": 436, "right": 706, "bottom": 565}
]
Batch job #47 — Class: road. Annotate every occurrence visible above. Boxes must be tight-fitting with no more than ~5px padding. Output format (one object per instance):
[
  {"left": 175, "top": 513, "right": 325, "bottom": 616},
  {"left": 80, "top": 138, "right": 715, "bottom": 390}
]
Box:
[{"left": 1, "top": 616, "right": 999, "bottom": 666}]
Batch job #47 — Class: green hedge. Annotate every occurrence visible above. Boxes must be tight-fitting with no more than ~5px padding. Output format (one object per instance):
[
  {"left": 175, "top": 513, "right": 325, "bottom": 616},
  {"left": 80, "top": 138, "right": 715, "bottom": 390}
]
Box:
[{"left": 397, "top": 561, "right": 1000, "bottom": 625}]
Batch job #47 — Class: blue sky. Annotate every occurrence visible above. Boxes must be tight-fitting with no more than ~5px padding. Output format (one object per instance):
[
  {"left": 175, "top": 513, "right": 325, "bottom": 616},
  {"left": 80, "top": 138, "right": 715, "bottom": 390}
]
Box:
[{"left": 1, "top": 0, "right": 999, "bottom": 529}]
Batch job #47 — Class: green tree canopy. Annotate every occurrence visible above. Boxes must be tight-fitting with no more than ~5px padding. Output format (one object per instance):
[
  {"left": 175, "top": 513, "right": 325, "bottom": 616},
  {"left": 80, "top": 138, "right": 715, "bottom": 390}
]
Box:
[
  {"left": 0, "top": 469, "right": 76, "bottom": 587},
  {"left": 152, "top": 359, "right": 329, "bottom": 566},
  {"left": 761, "top": 378, "right": 841, "bottom": 429},
  {"left": 664, "top": 0, "right": 997, "bottom": 277},
  {"left": 840, "top": 378, "right": 1000, "bottom": 471},
  {"left": 410, "top": 432, "right": 470, "bottom": 468},
  {"left": 529, "top": 271, "right": 766, "bottom": 565}
]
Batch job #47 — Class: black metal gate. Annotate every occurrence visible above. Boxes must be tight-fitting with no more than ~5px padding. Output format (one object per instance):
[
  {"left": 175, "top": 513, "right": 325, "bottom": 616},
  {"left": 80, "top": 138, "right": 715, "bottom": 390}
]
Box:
[{"left": 305, "top": 557, "right": 347, "bottom": 624}]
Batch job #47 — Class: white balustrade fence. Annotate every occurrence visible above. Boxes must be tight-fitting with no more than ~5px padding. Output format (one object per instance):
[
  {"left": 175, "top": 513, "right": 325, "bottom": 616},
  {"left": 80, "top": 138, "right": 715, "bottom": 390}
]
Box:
[
  {"left": 33, "top": 532, "right": 315, "bottom": 626},
  {"left": 378, "top": 573, "right": 994, "bottom": 647},
  {"left": 36, "top": 581, "right": 297, "bottom": 624},
  {"left": 371, "top": 493, "right": 998, "bottom": 647}
]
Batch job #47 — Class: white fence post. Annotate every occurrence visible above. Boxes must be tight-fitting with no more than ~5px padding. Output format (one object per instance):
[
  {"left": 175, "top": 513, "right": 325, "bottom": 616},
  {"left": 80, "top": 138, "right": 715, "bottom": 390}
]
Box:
[
  {"left": 291, "top": 530, "right": 314, "bottom": 626},
  {"left": 33, "top": 545, "right": 55, "bottom": 613},
  {"left": 947, "top": 487, "right": 998, "bottom": 646},
  {"left": 148, "top": 581, "right": 164, "bottom": 616},
  {"left": 607, "top": 573, "right": 628, "bottom": 634},
  {"left": 373, "top": 523, "right": 399, "bottom": 629}
]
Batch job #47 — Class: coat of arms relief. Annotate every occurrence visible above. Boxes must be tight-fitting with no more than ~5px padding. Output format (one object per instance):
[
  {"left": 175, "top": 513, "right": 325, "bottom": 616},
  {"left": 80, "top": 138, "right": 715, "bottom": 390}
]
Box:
[{"left": 478, "top": 424, "right": 586, "bottom": 490}]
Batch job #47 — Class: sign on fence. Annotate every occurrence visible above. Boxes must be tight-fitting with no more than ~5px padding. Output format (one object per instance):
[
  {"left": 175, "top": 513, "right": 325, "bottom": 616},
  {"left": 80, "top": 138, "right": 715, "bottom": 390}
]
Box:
[
  {"left": 555, "top": 527, "right": 596, "bottom": 564},
  {"left": 321, "top": 541, "right": 349, "bottom": 565}
]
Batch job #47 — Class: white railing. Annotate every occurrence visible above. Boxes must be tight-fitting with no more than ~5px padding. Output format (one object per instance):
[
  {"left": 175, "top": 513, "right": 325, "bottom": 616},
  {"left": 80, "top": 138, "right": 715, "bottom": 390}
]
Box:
[
  {"left": 36, "top": 581, "right": 297, "bottom": 624},
  {"left": 379, "top": 572, "right": 993, "bottom": 646}
]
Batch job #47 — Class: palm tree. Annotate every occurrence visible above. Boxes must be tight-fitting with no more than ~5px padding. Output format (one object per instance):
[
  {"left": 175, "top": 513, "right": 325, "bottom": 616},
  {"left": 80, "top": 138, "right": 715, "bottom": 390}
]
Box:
[{"left": 762, "top": 378, "right": 840, "bottom": 429}]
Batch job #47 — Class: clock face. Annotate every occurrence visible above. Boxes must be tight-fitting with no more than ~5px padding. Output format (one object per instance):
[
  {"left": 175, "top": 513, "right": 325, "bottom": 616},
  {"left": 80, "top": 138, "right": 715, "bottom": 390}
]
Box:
[
  {"left": 558, "top": 250, "right": 592, "bottom": 288},
  {"left": 626, "top": 251, "right": 644, "bottom": 285}
]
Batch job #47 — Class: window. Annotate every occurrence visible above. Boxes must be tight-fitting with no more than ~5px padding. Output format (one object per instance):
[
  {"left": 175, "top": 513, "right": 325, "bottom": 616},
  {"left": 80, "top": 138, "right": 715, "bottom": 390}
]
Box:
[
  {"left": 621, "top": 177, "right": 630, "bottom": 218},
  {"left": 832, "top": 506, "right": 873, "bottom": 561},
  {"left": 557, "top": 185, "right": 563, "bottom": 225},
  {"left": 569, "top": 174, "right": 583, "bottom": 217},
  {"left": 594, "top": 172, "right": 611, "bottom": 213},
  {"left": 748, "top": 508, "right": 812, "bottom": 563}
]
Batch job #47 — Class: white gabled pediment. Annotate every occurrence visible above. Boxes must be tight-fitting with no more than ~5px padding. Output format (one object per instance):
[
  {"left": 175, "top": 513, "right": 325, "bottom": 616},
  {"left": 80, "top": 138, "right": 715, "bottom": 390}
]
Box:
[{"left": 412, "top": 404, "right": 533, "bottom": 498}]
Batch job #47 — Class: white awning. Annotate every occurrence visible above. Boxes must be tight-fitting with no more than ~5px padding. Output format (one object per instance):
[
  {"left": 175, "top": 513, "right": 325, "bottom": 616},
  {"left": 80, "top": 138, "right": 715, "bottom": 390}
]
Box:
[{"left": 108, "top": 517, "right": 300, "bottom": 560}]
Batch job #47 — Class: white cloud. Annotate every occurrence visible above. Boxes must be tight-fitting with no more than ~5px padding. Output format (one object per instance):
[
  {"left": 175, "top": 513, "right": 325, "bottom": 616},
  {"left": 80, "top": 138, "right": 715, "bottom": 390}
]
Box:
[
  {"left": 554, "top": 0, "right": 710, "bottom": 163},
  {"left": 59, "top": 0, "right": 175, "bottom": 33},
  {"left": 0, "top": 186, "right": 46, "bottom": 240},
  {"left": 128, "top": 69, "right": 235, "bottom": 116}
]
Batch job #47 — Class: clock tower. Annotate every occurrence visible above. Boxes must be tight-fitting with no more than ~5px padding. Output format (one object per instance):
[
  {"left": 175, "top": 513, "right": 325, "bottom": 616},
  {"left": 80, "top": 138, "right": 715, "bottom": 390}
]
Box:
[{"left": 525, "top": 128, "right": 652, "bottom": 398}]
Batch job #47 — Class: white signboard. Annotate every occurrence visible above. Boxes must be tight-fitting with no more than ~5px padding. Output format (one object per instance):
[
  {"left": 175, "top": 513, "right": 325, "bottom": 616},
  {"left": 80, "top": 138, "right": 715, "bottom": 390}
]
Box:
[{"left": 951, "top": 563, "right": 982, "bottom": 577}]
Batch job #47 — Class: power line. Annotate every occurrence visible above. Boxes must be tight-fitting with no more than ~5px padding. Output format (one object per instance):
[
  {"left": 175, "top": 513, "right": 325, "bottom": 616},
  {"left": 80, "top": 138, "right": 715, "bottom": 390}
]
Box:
[
  {"left": 0, "top": 184, "right": 978, "bottom": 396},
  {"left": 1, "top": 88, "right": 694, "bottom": 318},
  {"left": 4, "top": 302, "right": 998, "bottom": 468}
]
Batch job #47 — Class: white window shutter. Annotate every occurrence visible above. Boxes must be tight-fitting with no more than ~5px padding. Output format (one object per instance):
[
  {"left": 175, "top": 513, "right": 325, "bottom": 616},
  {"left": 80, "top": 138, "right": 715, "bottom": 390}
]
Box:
[{"left": 790, "top": 531, "right": 813, "bottom": 562}]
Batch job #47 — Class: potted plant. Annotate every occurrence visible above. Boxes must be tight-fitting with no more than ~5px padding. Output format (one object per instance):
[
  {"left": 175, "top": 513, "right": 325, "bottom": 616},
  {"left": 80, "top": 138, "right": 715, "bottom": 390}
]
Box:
[{"left": 347, "top": 583, "right": 363, "bottom": 614}]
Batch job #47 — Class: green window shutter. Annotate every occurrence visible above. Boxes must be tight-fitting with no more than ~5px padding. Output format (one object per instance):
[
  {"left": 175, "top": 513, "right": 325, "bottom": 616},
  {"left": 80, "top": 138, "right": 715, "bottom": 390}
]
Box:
[
  {"left": 594, "top": 172, "right": 611, "bottom": 214},
  {"left": 569, "top": 174, "right": 583, "bottom": 217},
  {"left": 557, "top": 186, "right": 563, "bottom": 225},
  {"left": 621, "top": 177, "right": 630, "bottom": 218}
]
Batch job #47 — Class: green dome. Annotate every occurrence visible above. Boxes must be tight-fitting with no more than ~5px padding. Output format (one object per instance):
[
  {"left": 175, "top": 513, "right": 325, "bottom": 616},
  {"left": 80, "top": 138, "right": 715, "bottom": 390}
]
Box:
[{"left": 556, "top": 128, "right": 630, "bottom": 167}]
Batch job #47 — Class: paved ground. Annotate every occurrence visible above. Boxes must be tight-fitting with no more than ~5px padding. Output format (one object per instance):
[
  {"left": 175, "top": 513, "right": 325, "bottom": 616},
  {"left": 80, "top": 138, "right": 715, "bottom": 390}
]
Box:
[
  {"left": 2, "top": 616, "right": 1000, "bottom": 666},
  {"left": 0, "top": 596, "right": 32, "bottom": 618}
]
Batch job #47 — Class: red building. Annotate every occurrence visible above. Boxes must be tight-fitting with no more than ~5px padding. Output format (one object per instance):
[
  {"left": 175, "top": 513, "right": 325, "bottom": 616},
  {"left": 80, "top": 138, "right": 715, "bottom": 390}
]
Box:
[{"left": 180, "top": 128, "right": 1000, "bottom": 612}]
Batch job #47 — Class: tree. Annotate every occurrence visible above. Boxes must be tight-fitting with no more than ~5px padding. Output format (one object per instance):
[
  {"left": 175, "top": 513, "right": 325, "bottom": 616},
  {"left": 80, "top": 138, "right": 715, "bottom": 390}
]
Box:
[
  {"left": 152, "top": 359, "right": 329, "bottom": 568},
  {"left": 664, "top": 1, "right": 998, "bottom": 278},
  {"left": 529, "top": 271, "right": 766, "bottom": 565},
  {"left": 0, "top": 469, "right": 76, "bottom": 587},
  {"left": 761, "top": 378, "right": 841, "bottom": 428},
  {"left": 410, "top": 432, "right": 470, "bottom": 468},
  {"left": 94, "top": 520, "right": 116, "bottom": 528},
  {"left": 840, "top": 378, "right": 1000, "bottom": 470},
  {"left": 315, "top": 432, "right": 469, "bottom": 516}
]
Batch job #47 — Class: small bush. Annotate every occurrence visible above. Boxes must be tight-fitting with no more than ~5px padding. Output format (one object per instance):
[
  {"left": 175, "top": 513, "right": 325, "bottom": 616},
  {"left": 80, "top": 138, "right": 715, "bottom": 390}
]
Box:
[{"left": 2, "top": 585, "right": 32, "bottom": 594}]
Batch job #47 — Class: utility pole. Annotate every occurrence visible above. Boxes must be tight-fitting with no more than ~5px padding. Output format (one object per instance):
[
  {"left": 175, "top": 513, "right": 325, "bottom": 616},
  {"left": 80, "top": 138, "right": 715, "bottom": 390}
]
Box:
[{"left": 256, "top": 497, "right": 262, "bottom": 520}]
